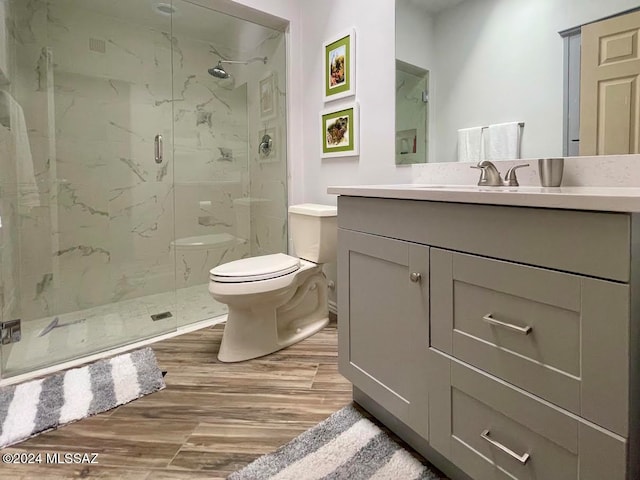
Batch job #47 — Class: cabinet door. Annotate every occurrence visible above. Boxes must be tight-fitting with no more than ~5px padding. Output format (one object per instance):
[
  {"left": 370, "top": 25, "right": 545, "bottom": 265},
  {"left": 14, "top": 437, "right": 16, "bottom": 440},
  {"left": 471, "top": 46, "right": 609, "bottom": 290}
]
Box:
[{"left": 338, "top": 229, "right": 429, "bottom": 439}]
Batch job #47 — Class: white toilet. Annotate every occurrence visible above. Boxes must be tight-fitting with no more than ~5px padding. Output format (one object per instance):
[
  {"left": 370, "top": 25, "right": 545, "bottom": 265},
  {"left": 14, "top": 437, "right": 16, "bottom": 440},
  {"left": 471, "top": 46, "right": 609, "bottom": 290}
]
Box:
[{"left": 208, "top": 203, "right": 337, "bottom": 362}]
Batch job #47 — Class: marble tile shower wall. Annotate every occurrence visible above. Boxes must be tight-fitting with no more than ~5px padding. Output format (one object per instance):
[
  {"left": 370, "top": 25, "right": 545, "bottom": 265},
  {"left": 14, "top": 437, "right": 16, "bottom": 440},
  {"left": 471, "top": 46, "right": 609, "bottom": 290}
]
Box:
[
  {"left": 171, "top": 30, "right": 251, "bottom": 289},
  {"left": 9, "top": 0, "right": 253, "bottom": 321},
  {"left": 247, "top": 33, "right": 288, "bottom": 258}
]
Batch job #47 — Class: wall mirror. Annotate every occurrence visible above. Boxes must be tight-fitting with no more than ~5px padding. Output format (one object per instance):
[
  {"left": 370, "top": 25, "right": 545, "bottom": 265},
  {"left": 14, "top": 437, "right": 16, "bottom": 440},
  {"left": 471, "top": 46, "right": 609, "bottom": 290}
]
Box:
[{"left": 395, "top": 0, "right": 640, "bottom": 164}]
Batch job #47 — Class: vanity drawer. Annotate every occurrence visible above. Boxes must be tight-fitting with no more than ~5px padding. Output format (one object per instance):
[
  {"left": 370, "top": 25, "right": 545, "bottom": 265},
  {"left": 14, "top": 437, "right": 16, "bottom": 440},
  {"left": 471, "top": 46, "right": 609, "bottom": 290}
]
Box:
[
  {"left": 428, "top": 353, "right": 627, "bottom": 480},
  {"left": 337, "top": 196, "right": 630, "bottom": 282},
  {"left": 431, "top": 248, "right": 630, "bottom": 436}
]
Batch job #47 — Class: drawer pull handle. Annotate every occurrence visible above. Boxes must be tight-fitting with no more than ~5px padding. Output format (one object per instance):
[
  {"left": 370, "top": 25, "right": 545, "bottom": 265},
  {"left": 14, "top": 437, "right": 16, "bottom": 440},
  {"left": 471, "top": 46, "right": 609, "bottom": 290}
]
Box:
[
  {"left": 409, "top": 272, "right": 422, "bottom": 283},
  {"left": 482, "top": 314, "right": 532, "bottom": 335},
  {"left": 480, "top": 429, "right": 530, "bottom": 465}
]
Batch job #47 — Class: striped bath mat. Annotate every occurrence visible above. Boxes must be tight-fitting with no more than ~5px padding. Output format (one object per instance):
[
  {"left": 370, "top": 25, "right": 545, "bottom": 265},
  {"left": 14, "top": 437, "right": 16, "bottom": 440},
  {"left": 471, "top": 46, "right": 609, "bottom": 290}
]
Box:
[
  {"left": 228, "top": 404, "right": 444, "bottom": 480},
  {"left": 0, "top": 347, "right": 165, "bottom": 449}
]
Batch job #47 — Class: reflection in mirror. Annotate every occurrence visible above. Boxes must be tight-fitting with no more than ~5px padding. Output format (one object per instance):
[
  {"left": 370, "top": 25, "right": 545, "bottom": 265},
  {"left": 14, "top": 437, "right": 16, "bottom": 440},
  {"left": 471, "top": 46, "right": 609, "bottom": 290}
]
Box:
[
  {"left": 396, "top": 0, "right": 640, "bottom": 163},
  {"left": 396, "top": 60, "right": 429, "bottom": 165}
]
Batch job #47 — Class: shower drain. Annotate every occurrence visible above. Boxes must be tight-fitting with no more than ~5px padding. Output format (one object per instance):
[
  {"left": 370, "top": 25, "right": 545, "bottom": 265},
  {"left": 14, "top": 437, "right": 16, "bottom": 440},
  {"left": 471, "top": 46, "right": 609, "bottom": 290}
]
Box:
[{"left": 151, "top": 311, "right": 173, "bottom": 321}]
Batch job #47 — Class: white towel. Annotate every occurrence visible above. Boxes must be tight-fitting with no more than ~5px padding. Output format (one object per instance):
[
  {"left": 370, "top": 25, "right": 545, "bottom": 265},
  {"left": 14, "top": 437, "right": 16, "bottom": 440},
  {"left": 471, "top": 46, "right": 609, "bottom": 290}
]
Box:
[
  {"left": 457, "top": 127, "right": 484, "bottom": 162},
  {"left": 485, "top": 122, "right": 522, "bottom": 160},
  {"left": 0, "top": 90, "right": 40, "bottom": 207}
]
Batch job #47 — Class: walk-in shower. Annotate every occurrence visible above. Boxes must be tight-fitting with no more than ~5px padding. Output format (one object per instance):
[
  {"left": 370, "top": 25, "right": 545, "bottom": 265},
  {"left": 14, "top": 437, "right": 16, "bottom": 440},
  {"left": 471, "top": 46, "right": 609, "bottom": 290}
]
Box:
[{"left": 0, "top": 0, "right": 288, "bottom": 381}]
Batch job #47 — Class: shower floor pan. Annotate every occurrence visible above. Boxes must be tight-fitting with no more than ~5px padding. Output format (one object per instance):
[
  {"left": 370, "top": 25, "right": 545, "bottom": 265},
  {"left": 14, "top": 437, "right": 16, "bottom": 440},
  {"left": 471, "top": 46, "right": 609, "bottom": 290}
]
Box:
[{"left": 1, "top": 284, "right": 226, "bottom": 379}]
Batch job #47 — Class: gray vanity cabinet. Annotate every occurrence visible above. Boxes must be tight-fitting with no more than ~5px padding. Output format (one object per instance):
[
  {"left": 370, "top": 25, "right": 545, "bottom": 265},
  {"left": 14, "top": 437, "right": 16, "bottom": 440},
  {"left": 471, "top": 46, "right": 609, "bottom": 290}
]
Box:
[
  {"left": 337, "top": 229, "right": 429, "bottom": 439},
  {"left": 336, "top": 195, "right": 638, "bottom": 480}
]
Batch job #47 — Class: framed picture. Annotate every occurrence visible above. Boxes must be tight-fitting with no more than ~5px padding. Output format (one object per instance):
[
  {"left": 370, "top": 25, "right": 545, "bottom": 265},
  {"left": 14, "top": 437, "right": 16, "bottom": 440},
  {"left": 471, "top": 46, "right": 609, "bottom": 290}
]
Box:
[
  {"left": 259, "top": 71, "right": 277, "bottom": 120},
  {"left": 323, "top": 28, "right": 356, "bottom": 102},
  {"left": 321, "top": 103, "right": 359, "bottom": 158}
]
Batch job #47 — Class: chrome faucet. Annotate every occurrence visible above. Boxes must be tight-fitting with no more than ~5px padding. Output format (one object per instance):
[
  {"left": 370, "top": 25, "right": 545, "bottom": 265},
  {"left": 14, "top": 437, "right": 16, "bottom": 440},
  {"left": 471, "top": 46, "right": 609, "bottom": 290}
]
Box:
[{"left": 471, "top": 160, "right": 529, "bottom": 187}]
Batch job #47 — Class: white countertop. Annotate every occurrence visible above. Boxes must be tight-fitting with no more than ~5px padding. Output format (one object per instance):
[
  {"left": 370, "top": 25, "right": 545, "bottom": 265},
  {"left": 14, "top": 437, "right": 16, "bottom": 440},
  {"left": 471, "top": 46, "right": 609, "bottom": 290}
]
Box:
[{"left": 326, "top": 184, "right": 640, "bottom": 212}]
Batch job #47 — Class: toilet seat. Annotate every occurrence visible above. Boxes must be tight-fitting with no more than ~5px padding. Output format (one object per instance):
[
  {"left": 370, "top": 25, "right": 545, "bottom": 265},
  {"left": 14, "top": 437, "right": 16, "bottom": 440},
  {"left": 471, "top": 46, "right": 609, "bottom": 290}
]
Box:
[{"left": 210, "top": 253, "right": 300, "bottom": 283}]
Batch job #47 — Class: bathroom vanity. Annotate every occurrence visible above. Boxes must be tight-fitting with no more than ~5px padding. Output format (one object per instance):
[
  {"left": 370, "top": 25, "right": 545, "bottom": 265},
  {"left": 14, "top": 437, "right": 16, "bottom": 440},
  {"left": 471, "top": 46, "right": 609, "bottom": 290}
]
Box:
[{"left": 327, "top": 185, "right": 640, "bottom": 480}]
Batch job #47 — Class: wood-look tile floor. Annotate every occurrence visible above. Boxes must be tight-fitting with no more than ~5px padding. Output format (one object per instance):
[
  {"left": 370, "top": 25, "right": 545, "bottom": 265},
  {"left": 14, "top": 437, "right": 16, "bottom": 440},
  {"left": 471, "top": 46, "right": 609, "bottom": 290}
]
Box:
[{"left": 2, "top": 320, "right": 353, "bottom": 479}]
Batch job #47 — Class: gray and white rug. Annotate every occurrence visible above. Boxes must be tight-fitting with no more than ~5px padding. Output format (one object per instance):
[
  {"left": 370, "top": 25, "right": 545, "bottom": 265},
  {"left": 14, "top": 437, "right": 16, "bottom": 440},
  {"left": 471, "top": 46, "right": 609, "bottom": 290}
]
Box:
[
  {"left": 0, "top": 347, "right": 165, "bottom": 449},
  {"left": 228, "top": 404, "right": 442, "bottom": 480}
]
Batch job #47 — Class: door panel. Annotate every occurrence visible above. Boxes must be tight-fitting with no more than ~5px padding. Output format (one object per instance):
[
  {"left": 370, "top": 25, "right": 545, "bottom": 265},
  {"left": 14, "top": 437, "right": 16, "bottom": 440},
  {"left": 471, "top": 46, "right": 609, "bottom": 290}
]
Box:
[{"left": 580, "top": 10, "right": 640, "bottom": 155}]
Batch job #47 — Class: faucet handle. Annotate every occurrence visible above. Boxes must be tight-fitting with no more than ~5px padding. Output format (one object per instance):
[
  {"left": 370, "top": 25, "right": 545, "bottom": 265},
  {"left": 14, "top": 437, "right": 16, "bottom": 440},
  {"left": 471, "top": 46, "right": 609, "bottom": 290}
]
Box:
[
  {"left": 471, "top": 160, "right": 502, "bottom": 186},
  {"left": 477, "top": 160, "right": 496, "bottom": 168},
  {"left": 504, "top": 163, "right": 530, "bottom": 186}
]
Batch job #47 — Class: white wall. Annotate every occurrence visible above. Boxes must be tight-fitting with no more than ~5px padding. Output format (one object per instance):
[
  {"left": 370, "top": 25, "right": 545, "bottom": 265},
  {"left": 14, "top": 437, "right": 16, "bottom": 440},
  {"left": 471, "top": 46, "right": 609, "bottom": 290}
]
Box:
[
  {"left": 395, "top": 0, "right": 436, "bottom": 68},
  {"left": 300, "top": 0, "right": 412, "bottom": 207},
  {"left": 564, "top": 0, "right": 640, "bottom": 30}
]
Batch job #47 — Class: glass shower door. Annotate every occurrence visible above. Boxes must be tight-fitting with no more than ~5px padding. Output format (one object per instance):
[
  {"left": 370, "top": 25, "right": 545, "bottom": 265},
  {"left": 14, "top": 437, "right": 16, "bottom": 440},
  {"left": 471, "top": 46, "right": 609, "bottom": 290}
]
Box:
[
  {"left": 1, "top": 0, "right": 177, "bottom": 378},
  {"left": 170, "top": 0, "right": 289, "bottom": 327}
]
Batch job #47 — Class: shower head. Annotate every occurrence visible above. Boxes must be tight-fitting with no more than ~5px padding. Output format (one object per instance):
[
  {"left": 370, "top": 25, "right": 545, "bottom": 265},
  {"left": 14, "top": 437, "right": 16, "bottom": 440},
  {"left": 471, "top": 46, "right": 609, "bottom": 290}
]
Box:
[
  {"left": 208, "top": 61, "right": 230, "bottom": 79},
  {"left": 207, "top": 56, "right": 268, "bottom": 78}
]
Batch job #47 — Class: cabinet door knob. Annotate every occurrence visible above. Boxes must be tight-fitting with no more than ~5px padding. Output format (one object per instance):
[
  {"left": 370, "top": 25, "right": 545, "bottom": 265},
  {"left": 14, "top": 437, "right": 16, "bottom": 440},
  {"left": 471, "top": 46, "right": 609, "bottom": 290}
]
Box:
[{"left": 409, "top": 272, "right": 422, "bottom": 283}]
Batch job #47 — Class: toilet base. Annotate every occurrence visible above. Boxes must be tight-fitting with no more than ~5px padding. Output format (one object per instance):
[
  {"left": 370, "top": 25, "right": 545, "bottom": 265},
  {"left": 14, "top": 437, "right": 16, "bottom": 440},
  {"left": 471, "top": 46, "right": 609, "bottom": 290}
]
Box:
[
  {"left": 218, "top": 314, "right": 329, "bottom": 363},
  {"left": 216, "top": 269, "right": 330, "bottom": 362}
]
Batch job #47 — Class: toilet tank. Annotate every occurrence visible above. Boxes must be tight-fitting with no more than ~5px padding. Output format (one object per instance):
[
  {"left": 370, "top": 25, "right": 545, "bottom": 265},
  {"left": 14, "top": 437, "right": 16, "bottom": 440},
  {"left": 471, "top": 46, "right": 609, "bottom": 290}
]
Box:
[{"left": 288, "top": 204, "right": 337, "bottom": 264}]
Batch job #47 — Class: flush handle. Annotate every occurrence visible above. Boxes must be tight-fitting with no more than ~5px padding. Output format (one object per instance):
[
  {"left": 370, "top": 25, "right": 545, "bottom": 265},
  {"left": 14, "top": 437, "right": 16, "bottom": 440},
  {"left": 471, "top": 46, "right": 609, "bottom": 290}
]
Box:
[{"left": 154, "top": 134, "right": 163, "bottom": 164}]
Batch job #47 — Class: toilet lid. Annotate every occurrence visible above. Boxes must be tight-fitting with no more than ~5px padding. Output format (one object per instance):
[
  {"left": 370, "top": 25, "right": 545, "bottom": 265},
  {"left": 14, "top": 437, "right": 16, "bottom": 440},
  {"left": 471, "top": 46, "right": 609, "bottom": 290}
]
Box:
[{"left": 210, "top": 253, "right": 301, "bottom": 283}]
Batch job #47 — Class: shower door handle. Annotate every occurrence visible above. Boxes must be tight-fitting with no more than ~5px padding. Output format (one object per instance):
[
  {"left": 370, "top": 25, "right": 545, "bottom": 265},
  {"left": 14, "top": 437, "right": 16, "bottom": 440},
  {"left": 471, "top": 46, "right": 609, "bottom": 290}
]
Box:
[{"left": 154, "top": 134, "right": 163, "bottom": 164}]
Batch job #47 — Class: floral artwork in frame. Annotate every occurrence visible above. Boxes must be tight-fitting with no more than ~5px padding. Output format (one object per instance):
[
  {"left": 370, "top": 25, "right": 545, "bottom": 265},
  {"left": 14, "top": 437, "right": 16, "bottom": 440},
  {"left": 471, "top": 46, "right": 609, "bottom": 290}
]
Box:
[
  {"left": 321, "top": 103, "right": 359, "bottom": 158},
  {"left": 323, "top": 29, "right": 356, "bottom": 102}
]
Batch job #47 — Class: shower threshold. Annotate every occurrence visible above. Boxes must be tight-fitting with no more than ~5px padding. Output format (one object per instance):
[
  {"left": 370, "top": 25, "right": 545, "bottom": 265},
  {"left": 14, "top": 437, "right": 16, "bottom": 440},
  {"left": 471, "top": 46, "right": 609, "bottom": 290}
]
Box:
[{"left": 0, "top": 284, "right": 227, "bottom": 385}]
